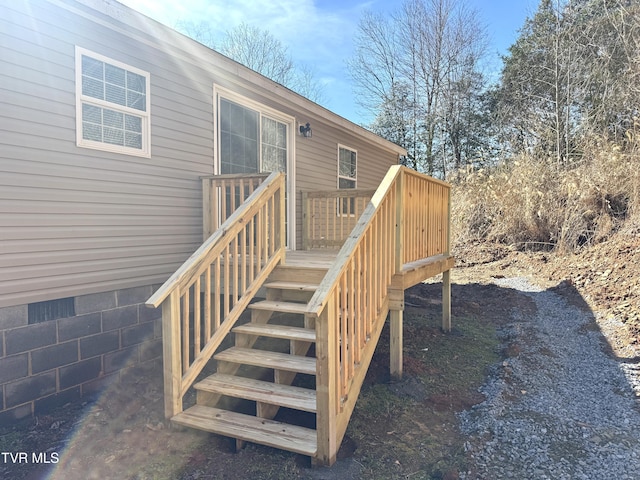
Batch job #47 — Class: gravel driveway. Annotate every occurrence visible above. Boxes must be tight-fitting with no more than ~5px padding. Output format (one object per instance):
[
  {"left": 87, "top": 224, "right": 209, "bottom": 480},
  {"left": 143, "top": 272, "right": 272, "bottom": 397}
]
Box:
[{"left": 458, "top": 277, "right": 640, "bottom": 480}]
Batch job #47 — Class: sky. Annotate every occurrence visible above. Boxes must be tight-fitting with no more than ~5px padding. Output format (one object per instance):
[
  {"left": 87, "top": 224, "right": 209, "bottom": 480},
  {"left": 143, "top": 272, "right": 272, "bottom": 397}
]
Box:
[{"left": 118, "top": 0, "right": 540, "bottom": 125}]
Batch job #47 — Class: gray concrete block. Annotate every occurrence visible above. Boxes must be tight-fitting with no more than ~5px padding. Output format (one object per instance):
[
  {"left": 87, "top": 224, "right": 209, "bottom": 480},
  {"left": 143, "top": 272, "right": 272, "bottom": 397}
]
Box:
[
  {"left": 5, "top": 371, "right": 56, "bottom": 408},
  {"left": 58, "top": 312, "right": 101, "bottom": 341},
  {"left": 59, "top": 357, "right": 102, "bottom": 390},
  {"left": 121, "top": 321, "right": 154, "bottom": 348},
  {"left": 104, "top": 346, "right": 138, "bottom": 374},
  {"left": 75, "top": 291, "right": 116, "bottom": 315},
  {"left": 0, "top": 305, "right": 28, "bottom": 330},
  {"left": 31, "top": 341, "right": 79, "bottom": 374},
  {"left": 117, "top": 285, "right": 153, "bottom": 307},
  {"left": 102, "top": 305, "right": 138, "bottom": 331},
  {"left": 5, "top": 322, "right": 57, "bottom": 356},
  {"left": 138, "top": 304, "right": 161, "bottom": 323},
  {"left": 0, "top": 353, "right": 29, "bottom": 384},
  {"left": 80, "top": 331, "right": 120, "bottom": 359}
]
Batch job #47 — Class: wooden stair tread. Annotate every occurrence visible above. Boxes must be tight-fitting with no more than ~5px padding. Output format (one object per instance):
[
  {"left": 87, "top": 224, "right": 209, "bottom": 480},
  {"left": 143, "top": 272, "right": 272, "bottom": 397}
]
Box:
[
  {"left": 249, "top": 300, "right": 308, "bottom": 315},
  {"left": 215, "top": 347, "right": 316, "bottom": 375},
  {"left": 194, "top": 373, "right": 316, "bottom": 412},
  {"left": 233, "top": 323, "right": 316, "bottom": 342},
  {"left": 264, "top": 281, "right": 319, "bottom": 292},
  {"left": 172, "top": 405, "right": 317, "bottom": 456}
]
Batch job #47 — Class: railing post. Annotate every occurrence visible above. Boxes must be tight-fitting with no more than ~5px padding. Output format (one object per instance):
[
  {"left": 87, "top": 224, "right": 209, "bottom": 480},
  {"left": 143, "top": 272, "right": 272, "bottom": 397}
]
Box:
[
  {"left": 277, "top": 175, "right": 286, "bottom": 254},
  {"left": 202, "top": 178, "right": 212, "bottom": 242},
  {"left": 394, "top": 169, "right": 404, "bottom": 272},
  {"left": 442, "top": 185, "right": 452, "bottom": 332},
  {"left": 314, "top": 296, "right": 338, "bottom": 466},
  {"left": 390, "top": 169, "right": 405, "bottom": 378},
  {"left": 162, "top": 289, "right": 182, "bottom": 418},
  {"left": 301, "top": 191, "right": 309, "bottom": 250}
]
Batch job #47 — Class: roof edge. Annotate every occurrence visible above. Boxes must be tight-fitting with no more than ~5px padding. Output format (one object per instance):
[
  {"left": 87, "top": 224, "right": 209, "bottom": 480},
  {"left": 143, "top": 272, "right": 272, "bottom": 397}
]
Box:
[{"left": 69, "top": 0, "right": 407, "bottom": 157}]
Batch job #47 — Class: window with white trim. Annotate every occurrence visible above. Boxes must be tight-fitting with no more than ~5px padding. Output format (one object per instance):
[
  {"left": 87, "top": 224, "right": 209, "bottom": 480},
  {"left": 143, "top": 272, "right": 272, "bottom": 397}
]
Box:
[
  {"left": 338, "top": 145, "right": 357, "bottom": 215},
  {"left": 217, "top": 95, "right": 288, "bottom": 174},
  {"left": 76, "top": 47, "right": 150, "bottom": 157}
]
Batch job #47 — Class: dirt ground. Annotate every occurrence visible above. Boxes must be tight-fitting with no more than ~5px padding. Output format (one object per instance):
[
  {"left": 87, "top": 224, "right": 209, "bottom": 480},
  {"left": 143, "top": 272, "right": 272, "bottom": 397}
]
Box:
[{"left": 2, "top": 231, "right": 638, "bottom": 480}]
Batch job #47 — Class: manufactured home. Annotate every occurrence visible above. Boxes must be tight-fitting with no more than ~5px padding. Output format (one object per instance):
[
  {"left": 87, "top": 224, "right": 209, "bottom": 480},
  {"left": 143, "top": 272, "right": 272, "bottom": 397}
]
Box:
[{"left": 0, "top": 0, "right": 453, "bottom": 465}]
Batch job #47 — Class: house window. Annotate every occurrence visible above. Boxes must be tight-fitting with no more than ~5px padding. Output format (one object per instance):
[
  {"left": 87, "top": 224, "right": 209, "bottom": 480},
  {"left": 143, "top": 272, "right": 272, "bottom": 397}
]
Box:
[
  {"left": 218, "top": 96, "right": 288, "bottom": 174},
  {"left": 214, "top": 86, "right": 296, "bottom": 246},
  {"left": 76, "top": 47, "right": 150, "bottom": 157},
  {"left": 338, "top": 145, "right": 357, "bottom": 215}
]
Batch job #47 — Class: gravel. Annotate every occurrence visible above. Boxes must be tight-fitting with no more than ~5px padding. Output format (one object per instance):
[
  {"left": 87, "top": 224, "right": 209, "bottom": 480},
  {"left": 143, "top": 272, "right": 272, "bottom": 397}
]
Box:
[{"left": 458, "top": 277, "right": 640, "bottom": 479}]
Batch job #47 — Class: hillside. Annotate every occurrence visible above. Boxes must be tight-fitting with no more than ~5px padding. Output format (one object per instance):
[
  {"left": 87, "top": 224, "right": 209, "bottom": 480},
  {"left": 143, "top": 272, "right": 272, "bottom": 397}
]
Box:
[{"left": 453, "top": 226, "right": 640, "bottom": 355}]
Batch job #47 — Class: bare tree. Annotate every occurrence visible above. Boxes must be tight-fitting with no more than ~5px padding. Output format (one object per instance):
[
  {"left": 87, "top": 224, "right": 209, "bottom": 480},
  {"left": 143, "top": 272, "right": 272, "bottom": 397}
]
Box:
[
  {"left": 350, "top": 0, "right": 488, "bottom": 176},
  {"left": 218, "top": 23, "right": 295, "bottom": 86},
  {"left": 176, "top": 21, "right": 325, "bottom": 103}
]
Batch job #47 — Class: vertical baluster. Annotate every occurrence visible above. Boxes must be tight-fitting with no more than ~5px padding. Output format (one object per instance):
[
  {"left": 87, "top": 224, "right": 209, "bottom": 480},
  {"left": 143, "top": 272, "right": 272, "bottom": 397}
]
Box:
[
  {"left": 221, "top": 182, "right": 228, "bottom": 225},
  {"left": 353, "top": 246, "right": 361, "bottom": 352},
  {"left": 214, "top": 257, "right": 221, "bottom": 330},
  {"left": 269, "top": 195, "right": 275, "bottom": 255},
  {"left": 182, "top": 289, "right": 190, "bottom": 374},
  {"left": 338, "top": 276, "right": 347, "bottom": 399},
  {"left": 256, "top": 205, "right": 263, "bottom": 270},
  {"left": 241, "top": 223, "right": 247, "bottom": 296},
  {"left": 223, "top": 244, "right": 230, "bottom": 319},
  {"left": 204, "top": 265, "right": 211, "bottom": 341},
  {"left": 194, "top": 277, "right": 201, "bottom": 357},
  {"left": 249, "top": 215, "right": 255, "bottom": 283},
  {"left": 349, "top": 256, "right": 358, "bottom": 365}
]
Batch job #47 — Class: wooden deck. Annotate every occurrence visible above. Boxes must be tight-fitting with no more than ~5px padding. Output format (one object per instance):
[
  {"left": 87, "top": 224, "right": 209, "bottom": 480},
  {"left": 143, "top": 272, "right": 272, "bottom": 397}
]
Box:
[{"left": 147, "top": 166, "right": 454, "bottom": 466}]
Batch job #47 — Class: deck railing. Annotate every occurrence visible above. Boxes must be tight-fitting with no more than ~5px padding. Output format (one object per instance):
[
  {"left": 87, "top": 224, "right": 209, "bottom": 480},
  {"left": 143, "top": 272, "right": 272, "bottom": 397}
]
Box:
[
  {"left": 202, "top": 173, "right": 270, "bottom": 241},
  {"left": 307, "top": 165, "right": 451, "bottom": 465},
  {"left": 301, "top": 189, "right": 376, "bottom": 249},
  {"left": 147, "top": 172, "right": 286, "bottom": 418}
]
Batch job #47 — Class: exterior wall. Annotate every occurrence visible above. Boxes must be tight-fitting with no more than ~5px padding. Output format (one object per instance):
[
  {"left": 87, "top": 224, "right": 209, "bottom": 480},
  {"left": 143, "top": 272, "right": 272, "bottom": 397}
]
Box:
[
  {"left": 0, "top": 0, "right": 404, "bottom": 420},
  {"left": 0, "top": 285, "right": 162, "bottom": 425},
  {"left": 294, "top": 121, "right": 399, "bottom": 246},
  {"left": 1, "top": 0, "right": 403, "bottom": 310},
  {"left": 1, "top": 0, "right": 212, "bottom": 309}
]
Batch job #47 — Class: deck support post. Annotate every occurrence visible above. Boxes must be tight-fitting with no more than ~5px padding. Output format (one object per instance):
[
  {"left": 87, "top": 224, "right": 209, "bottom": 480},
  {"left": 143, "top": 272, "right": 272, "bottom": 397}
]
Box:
[
  {"left": 390, "top": 170, "right": 405, "bottom": 380},
  {"left": 390, "top": 309, "right": 403, "bottom": 380},
  {"left": 442, "top": 269, "right": 452, "bottom": 332}
]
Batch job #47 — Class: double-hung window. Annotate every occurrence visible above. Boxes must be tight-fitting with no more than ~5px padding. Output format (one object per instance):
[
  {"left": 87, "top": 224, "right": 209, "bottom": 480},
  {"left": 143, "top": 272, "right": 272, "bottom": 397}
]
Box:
[
  {"left": 76, "top": 47, "right": 150, "bottom": 157},
  {"left": 338, "top": 145, "right": 357, "bottom": 215}
]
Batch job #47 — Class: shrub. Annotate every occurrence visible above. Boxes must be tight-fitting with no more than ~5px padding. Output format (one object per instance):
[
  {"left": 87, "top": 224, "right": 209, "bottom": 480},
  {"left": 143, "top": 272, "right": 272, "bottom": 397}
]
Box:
[{"left": 451, "top": 142, "right": 640, "bottom": 253}]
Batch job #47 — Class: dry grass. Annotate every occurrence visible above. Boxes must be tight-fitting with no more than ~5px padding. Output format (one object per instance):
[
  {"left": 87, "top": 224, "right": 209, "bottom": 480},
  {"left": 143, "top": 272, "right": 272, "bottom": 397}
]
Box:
[{"left": 451, "top": 141, "right": 640, "bottom": 253}]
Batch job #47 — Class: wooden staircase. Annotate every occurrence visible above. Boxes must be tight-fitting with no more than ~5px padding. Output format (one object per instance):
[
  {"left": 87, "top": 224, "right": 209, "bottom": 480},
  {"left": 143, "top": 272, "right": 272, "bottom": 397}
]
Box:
[
  {"left": 146, "top": 166, "right": 454, "bottom": 466},
  {"left": 171, "top": 264, "right": 327, "bottom": 458}
]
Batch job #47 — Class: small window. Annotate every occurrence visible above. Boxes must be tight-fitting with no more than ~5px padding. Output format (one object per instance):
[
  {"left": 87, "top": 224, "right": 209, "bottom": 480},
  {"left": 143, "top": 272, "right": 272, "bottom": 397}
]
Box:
[
  {"left": 338, "top": 145, "right": 357, "bottom": 215},
  {"left": 76, "top": 47, "right": 150, "bottom": 157}
]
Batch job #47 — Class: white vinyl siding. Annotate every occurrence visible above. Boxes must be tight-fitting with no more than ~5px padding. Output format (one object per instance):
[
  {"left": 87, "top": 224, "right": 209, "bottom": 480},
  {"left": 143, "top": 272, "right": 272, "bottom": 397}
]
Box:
[
  {"left": 0, "top": 0, "right": 401, "bottom": 308},
  {"left": 75, "top": 47, "right": 151, "bottom": 157}
]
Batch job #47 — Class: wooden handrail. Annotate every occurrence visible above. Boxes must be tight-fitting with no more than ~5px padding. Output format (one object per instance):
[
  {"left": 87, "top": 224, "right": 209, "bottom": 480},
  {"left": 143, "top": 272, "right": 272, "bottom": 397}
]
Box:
[
  {"left": 202, "top": 173, "right": 270, "bottom": 241},
  {"left": 309, "top": 165, "right": 451, "bottom": 465},
  {"left": 302, "top": 189, "right": 376, "bottom": 249},
  {"left": 147, "top": 172, "right": 286, "bottom": 419},
  {"left": 148, "top": 172, "right": 280, "bottom": 308}
]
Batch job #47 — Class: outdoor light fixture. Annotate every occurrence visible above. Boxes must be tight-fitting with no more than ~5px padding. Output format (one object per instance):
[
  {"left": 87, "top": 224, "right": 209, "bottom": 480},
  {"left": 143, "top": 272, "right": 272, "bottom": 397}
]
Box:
[{"left": 299, "top": 122, "right": 312, "bottom": 138}]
